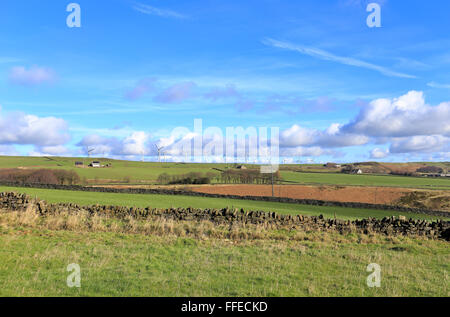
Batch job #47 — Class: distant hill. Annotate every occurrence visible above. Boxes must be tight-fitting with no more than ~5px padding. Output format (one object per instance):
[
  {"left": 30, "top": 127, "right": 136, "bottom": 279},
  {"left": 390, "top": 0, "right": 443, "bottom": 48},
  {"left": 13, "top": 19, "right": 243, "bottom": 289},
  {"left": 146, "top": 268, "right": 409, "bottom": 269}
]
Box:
[{"left": 350, "top": 162, "right": 449, "bottom": 175}]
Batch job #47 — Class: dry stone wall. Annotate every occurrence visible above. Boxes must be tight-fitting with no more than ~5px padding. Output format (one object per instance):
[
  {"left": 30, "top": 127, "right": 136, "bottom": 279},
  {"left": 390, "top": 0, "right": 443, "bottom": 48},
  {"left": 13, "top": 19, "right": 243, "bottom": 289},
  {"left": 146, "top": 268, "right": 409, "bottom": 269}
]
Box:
[{"left": 1, "top": 192, "right": 449, "bottom": 241}]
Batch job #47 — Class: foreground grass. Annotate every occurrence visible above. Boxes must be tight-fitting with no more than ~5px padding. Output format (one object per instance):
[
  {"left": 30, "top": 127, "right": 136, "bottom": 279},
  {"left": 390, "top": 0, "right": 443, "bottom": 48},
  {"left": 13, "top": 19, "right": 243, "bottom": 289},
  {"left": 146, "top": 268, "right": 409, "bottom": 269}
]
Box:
[
  {"left": 0, "top": 222, "right": 448, "bottom": 297},
  {"left": 1, "top": 186, "right": 447, "bottom": 221}
]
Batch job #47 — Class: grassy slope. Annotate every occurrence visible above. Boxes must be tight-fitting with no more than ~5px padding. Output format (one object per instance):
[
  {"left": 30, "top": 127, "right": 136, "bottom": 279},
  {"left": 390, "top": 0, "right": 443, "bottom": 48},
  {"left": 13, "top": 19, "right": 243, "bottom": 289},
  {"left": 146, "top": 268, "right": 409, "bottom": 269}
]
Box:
[
  {"left": 0, "top": 156, "right": 449, "bottom": 189},
  {"left": 280, "top": 171, "right": 450, "bottom": 190},
  {"left": 0, "top": 226, "right": 448, "bottom": 296},
  {"left": 1, "top": 186, "right": 447, "bottom": 221},
  {"left": 0, "top": 156, "right": 226, "bottom": 183}
]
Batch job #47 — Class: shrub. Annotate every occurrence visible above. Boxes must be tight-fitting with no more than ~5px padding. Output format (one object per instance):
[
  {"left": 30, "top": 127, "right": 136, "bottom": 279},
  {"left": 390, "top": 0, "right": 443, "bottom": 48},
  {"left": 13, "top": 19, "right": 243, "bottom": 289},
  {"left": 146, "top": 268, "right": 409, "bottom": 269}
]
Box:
[{"left": 123, "top": 176, "right": 131, "bottom": 184}]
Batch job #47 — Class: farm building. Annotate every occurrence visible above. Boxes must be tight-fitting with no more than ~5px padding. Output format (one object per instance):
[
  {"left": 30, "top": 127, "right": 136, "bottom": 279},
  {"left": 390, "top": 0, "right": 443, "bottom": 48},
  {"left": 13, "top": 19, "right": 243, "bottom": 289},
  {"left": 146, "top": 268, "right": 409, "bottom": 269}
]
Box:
[
  {"left": 89, "top": 161, "right": 101, "bottom": 168},
  {"left": 341, "top": 165, "right": 362, "bottom": 174},
  {"left": 74, "top": 161, "right": 83, "bottom": 167},
  {"left": 236, "top": 165, "right": 247, "bottom": 170},
  {"left": 324, "top": 162, "right": 341, "bottom": 168},
  {"left": 427, "top": 173, "right": 450, "bottom": 178}
]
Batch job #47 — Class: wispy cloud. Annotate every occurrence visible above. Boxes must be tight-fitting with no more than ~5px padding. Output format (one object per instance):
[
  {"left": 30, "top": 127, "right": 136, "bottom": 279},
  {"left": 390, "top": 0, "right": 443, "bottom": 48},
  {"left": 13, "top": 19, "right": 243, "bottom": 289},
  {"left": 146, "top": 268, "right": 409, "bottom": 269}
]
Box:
[
  {"left": 125, "top": 78, "right": 157, "bottom": 101},
  {"left": 262, "top": 38, "right": 416, "bottom": 79},
  {"left": 203, "top": 84, "right": 240, "bottom": 101},
  {"left": 427, "top": 81, "right": 450, "bottom": 89},
  {"left": 340, "top": 0, "right": 387, "bottom": 8},
  {"left": 9, "top": 65, "right": 56, "bottom": 86},
  {"left": 0, "top": 57, "right": 21, "bottom": 64},
  {"left": 133, "top": 2, "right": 187, "bottom": 19},
  {"left": 154, "top": 81, "right": 196, "bottom": 103}
]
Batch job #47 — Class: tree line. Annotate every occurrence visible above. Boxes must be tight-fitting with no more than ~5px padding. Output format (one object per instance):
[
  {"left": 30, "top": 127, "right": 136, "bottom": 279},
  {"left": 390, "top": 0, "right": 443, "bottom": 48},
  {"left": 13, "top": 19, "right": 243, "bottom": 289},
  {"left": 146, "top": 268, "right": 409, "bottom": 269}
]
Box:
[
  {"left": 157, "top": 169, "right": 282, "bottom": 185},
  {"left": 0, "top": 168, "right": 80, "bottom": 185},
  {"left": 218, "top": 169, "right": 281, "bottom": 184},
  {"left": 157, "top": 172, "right": 216, "bottom": 185}
]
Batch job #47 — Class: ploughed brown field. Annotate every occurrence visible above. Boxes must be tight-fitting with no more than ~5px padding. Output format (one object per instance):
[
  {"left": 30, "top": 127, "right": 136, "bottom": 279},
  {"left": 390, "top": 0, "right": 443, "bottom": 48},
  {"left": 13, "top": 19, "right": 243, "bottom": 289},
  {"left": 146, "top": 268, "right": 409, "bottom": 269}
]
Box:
[
  {"left": 190, "top": 184, "right": 412, "bottom": 205},
  {"left": 95, "top": 183, "right": 450, "bottom": 211}
]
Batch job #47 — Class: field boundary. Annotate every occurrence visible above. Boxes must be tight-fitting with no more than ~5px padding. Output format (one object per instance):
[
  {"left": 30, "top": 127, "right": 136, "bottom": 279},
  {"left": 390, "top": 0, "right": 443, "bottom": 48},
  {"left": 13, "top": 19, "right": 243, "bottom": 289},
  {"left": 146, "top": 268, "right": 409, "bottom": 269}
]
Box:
[
  {"left": 1, "top": 192, "right": 449, "bottom": 240},
  {"left": 0, "top": 181, "right": 448, "bottom": 218}
]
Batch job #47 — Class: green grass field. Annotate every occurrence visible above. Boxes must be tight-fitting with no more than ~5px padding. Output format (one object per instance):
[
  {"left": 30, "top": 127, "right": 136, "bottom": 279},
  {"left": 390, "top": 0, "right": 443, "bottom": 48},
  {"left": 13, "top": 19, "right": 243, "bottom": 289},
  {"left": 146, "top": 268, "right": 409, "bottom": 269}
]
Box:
[
  {"left": 0, "top": 155, "right": 449, "bottom": 189},
  {"left": 1, "top": 185, "right": 447, "bottom": 221},
  {"left": 280, "top": 171, "right": 450, "bottom": 189},
  {"left": 0, "top": 156, "right": 226, "bottom": 183},
  {"left": 0, "top": 226, "right": 448, "bottom": 296}
]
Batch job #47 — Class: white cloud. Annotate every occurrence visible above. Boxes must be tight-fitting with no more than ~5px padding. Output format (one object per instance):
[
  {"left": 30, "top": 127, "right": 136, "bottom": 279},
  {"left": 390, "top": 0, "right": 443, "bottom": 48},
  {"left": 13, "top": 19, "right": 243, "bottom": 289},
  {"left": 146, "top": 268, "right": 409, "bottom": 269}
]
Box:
[
  {"left": 280, "top": 125, "right": 315, "bottom": 147},
  {"left": 316, "top": 124, "right": 369, "bottom": 148},
  {"left": 28, "top": 146, "right": 72, "bottom": 157},
  {"left": 38, "top": 146, "right": 71, "bottom": 156},
  {"left": 2, "top": 88, "right": 447, "bottom": 161},
  {"left": 343, "top": 91, "right": 450, "bottom": 137},
  {"left": 277, "top": 91, "right": 450, "bottom": 156},
  {"left": 262, "top": 38, "right": 416, "bottom": 79},
  {"left": 280, "top": 123, "right": 368, "bottom": 148},
  {"left": 0, "top": 145, "right": 19, "bottom": 156},
  {"left": 390, "top": 135, "right": 448, "bottom": 153},
  {"left": 370, "top": 148, "right": 389, "bottom": 159},
  {"left": 144, "top": 123, "right": 360, "bottom": 162},
  {"left": 122, "top": 131, "right": 150, "bottom": 155},
  {"left": 78, "top": 131, "right": 151, "bottom": 156},
  {"left": 73, "top": 88, "right": 450, "bottom": 161},
  {"left": 0, "top": 111, "right": 70, "bottom": 146}
]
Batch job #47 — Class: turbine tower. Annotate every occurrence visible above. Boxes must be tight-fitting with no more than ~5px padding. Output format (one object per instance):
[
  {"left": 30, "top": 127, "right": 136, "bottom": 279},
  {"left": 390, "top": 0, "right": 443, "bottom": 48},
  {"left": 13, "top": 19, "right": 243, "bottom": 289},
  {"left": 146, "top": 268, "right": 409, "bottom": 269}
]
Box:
[
  {"left": 155, "top": 145, "right": 164, "bottom": 163},
  {"left": 83, "top": 147, "right": 94, "bottom": 166}
]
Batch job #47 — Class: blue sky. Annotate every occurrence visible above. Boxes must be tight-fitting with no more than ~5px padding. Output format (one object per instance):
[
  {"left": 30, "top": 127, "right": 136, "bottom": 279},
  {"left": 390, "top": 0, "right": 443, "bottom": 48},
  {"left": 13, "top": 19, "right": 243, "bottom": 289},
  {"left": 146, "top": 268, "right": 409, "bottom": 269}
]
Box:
[{"left": 0, "top": 0, "right": 449, "bottom": 163}]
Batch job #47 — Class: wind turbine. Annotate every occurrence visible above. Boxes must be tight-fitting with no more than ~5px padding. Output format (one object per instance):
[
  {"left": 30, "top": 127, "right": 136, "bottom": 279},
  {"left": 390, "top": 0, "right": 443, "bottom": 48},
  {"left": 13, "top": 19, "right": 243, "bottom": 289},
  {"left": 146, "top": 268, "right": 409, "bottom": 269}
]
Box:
[
  {"left": 87, "top": 147, "right": 95, "bottom": 158},
  {"left": 155, "top": 145, "right": 164, "bottom": 163},
  {"left": 82, "top": 147, "right": 94, "bottom": 166}
]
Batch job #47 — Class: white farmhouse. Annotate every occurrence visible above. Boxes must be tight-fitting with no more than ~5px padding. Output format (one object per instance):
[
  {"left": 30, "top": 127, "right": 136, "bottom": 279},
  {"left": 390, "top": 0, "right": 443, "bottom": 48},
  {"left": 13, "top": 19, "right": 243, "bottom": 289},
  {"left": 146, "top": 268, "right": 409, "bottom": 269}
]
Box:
[{"left": 89, "top": 161, "right": 101, "bottom": 168}]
